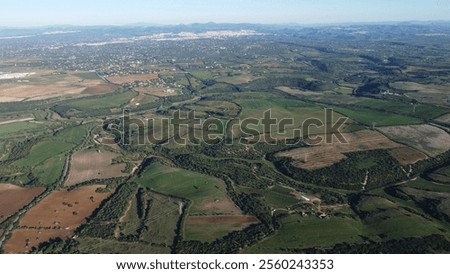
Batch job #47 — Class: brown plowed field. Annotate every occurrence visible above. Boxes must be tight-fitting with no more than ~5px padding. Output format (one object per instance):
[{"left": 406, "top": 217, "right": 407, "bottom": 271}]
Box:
[
  {"left": 3, "top": 229, "right": 72, "bottom": 254},
  {"left": 3, "top": 185, "right": 111, "bottom": 253},
  {"left": 0, "top": 184, "right": 45, "bottom": 223}
]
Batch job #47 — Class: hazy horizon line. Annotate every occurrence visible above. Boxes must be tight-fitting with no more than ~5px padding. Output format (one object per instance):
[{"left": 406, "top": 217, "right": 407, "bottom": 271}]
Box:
[{"left": 1, "top": 20, "right": 450, "bottom": 29}]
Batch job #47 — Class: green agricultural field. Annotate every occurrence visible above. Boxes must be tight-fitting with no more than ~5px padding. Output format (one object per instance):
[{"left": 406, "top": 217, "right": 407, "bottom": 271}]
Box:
[
  {"left": 357, "top": 99, "right": 450, "bottom": 120},
  {"left": 364, "top": 212, "right": 445, "bottom": 240},
  {"left": 428, "top": 173, "right": 450, "bottom": 184},
  {"left": 120, "top": 195, "right": 140, "bottom": 236},
  {"left": 356, "top": 196, "right": 396, "bottom": 212},
  {"left": 54, "top": 125, "right": 86, "bottom": 145},
  {"left": 0, "top": 140, "right": 6, "bottom": 159},
  {"left": 138, "top": 94, "right": 159, "bottom": 105},
  {"left": 0, "top": 121, "right": 44, "bottom": 137},
  {"left": 333, "top": 107, "right": 423, "bottom": 127},
  {"left": 136, "top": 162, "right": 230, "bottom": 215},
  {"left": 217, "top": 74, "right": 260, "bottom": 85},
  {"left": 406, "top": 178, "right": 450, "bottom": 193},
  {"left": 75, "top": 72, "right": 102, "bottom": 80},
  {"left": 355, "top": 193, "right": 449, "bottom": 240},
  {"left": 140, "top": 193, "right": 181, "bottom": 247},
  {"left": 236, "top": 92, "right": 351, "bottom": 136},
  {"left": 335, "top": 86, "right": 354, "bottom": 95},
  {"left": 13, "top": 140, "right": 73, "bottom": 168},
  {"left": 10, "top": 126, "right": 86, "bottom": 184},
  {"left": 246, "top": 215, "right": 364, "bottom": 253},
  {"left": 263, "top": 185, "right": 300, "bottom": 209},
  {"left": 66, "top": 90, "right": 137, "bottom": 110},
  {"left": 190, "top": 70, "right": 216, "bottom": 80},
  {"left": 76, "top": 237, "right": 170, "bottom": 254},
  {"left": 32, "top": 153, "right": 66, "bottom": 184}
]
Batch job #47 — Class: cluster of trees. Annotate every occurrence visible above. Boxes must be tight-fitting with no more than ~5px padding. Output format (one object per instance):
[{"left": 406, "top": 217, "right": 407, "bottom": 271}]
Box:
[
  {"left": 6, "top": 138, "right": 38, "bottom": 163},
  {"left": 412, "top": 150, "right": 450, "bottom": 178},
  {"left": 235, "top": 193, "right": 273, "bottom": 226},
  {"left": 78, "top": 182, "right": 137, "bottom": 238},
  {"left": 31, "top": 237, "right": 79, "bottom": 254},
  {"left": 172, "top": 153, "right": 273, "bottom": 188},
  {"left": 273, "top": 150, "right": 407, "bottom": 190},
  {"left": 164, "top": 145, "right": 346, "bottom": 205}
]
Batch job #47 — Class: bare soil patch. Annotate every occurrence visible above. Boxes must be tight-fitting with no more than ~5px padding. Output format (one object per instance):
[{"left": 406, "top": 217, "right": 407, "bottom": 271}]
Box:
[
  {"left": 379, "top": 125, "right": 450, "bottom": 157},
  {"left": 0, "top": 70, "right": 117, "bottom": 102},
  {"left": 65, "top": 150, "right": 128, "bottom": 186},
  {"left": 0, "top": 184, "right": 45, "bottom": 223}
]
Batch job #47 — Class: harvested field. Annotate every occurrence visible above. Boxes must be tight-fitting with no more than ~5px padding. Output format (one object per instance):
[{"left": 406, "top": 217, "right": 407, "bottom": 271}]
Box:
[
  {"left": 185, "top": 215, "right": 258, "bottom": 225},
  {"left": 65, "top": 150, "right": 128, "bottom": 186},
  {"left": 379, "top": 125, "right": 450, "bottom": 157},
  {"left": 3, "top": 185, "right": 111, "bottom": 253},
  {"left": 107, "top": 74, "right": 159, "bottom": 84},
  {"left": 0, "top": 70, "right": 117, "bottom": 102},
  {"left": 0, "top": 184, "right": 45, "bottom": 223},
  {"left": 277, "top": 130, "right": 402, "bottom": 170},
  {"left": 389, "top": 147, "right": 428, "bottom": 165}
]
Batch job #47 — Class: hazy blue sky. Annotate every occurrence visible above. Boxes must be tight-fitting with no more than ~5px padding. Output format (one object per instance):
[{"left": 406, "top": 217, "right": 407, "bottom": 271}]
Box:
[{"left": 0, "top": 0, "right": 449, "bottom": 27}]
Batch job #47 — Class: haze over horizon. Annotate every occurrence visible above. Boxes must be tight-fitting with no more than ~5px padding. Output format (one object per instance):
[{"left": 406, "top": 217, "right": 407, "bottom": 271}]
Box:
[{"left": 0, "top": 0, "right": 449, "bottom": 28}]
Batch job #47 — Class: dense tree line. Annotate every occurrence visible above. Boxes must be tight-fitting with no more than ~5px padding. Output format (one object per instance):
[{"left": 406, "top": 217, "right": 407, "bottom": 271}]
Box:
[
  {"left": 78, "top": 182, "right": 138, "bottom": 238},
  {"left": 176, "top": 223, "right": 274, "bottom": 254},
  {"left": 384, "top": 185, "right": 450, "bottom": 223},
  {"left": 291, "top": 234, "right": 450, "bottom": 254}
]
